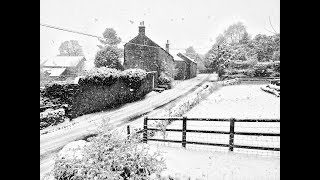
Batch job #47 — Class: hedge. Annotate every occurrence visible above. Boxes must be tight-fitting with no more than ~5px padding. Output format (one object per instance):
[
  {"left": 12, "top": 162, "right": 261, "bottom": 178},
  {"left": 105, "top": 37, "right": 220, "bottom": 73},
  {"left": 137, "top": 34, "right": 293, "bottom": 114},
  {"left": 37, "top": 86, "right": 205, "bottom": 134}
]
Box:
[
  {"left": 41, "top": 67, "right": 152, "bottom": 121},
  {"left": 120, "top": 69, "right": 147, "bottom": 89},
  {"left": 78, "top": 67, "right": 121, "bottom": 86}
]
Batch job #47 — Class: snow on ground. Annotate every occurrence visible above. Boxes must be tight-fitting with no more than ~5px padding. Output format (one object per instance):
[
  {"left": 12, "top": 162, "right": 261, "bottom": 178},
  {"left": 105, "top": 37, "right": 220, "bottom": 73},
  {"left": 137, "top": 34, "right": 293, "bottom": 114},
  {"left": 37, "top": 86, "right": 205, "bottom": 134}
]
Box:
[
  {"left": 185, "top": 84, "right": 279, "bottom": 119},
  {"left": 151, "top": 145, "right": 280, "bottom": 180},
  {"left": 147, "top": 83, "right": 280, "bottom": 179}
]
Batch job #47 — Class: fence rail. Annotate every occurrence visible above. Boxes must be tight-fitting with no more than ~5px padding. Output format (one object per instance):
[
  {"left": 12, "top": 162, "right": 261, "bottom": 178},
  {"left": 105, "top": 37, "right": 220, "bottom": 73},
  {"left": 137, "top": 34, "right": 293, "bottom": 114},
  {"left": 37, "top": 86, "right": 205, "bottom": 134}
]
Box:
[
  {"left": 132, "top": 116, "right": 280, "bottom": 152},
  {"left": 238, "top": 77, "right": 280, "bottom": 82}
]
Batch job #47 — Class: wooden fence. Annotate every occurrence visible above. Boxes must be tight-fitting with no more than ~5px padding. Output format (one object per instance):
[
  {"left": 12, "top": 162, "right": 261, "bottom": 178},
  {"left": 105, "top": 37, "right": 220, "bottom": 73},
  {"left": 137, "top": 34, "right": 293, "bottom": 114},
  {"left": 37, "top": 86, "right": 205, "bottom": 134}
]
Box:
[
  {"left": 238, "top": 77, "right": 279, "bottom": 83},
  {"left": 131, "top": 116, "right": 280, "bottom": 152}
]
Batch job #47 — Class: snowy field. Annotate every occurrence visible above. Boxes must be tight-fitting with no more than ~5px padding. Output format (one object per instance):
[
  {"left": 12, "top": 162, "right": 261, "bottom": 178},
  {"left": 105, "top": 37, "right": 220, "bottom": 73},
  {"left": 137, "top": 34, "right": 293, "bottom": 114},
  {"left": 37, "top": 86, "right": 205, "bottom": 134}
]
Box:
[
  {"left": 146, "top": 83, "right": 280, "bottom": 179},
  {"left": 150, "top": 145, "right": 280, "bottom": 180},
  {"left": 149, "top": 83, "right": 279, "bottom": 149}
]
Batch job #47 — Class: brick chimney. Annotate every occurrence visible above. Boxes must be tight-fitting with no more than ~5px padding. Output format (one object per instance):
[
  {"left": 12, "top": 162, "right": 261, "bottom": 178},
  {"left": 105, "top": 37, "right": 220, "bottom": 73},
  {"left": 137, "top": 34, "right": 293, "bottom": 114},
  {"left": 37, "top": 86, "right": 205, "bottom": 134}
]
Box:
[
  {"left": 165, "top": 40, "right": 170, "bottom": 52},
  {"left": 139, "top": 21, "right": 145, "bottom": 36}
]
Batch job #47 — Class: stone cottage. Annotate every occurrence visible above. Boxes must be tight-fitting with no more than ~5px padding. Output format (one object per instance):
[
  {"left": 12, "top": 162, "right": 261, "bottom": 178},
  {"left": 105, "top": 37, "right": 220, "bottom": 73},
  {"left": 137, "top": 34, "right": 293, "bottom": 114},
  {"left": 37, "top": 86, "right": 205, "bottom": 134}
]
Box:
[{"left": 123, "top": 22, "right": 176, "bottom": 81}]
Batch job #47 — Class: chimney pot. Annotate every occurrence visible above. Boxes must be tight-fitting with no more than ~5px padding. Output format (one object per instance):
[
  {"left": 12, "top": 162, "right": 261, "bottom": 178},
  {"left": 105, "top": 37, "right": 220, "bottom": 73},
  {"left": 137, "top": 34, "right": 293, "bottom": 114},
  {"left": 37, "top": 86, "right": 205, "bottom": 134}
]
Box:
[
  {"left": 139, "top": 21, "right": 145, "bottom": 36},
  {"left": 165, "top": 40, "right": 170, "bottom": 52}
]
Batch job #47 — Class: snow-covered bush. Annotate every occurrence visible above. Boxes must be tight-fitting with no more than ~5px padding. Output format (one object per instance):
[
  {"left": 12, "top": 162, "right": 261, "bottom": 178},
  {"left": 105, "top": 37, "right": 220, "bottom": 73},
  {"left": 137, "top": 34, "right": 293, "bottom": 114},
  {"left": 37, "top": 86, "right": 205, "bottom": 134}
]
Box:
[
  {"left": 78, "top": 67, "right": 121, "bottom": 86},
  {"left": 121, "top": 68, "right": 147, "bottom": 89},
  {"left": 53, "top": 123, "right": 166, "bottom": 180},
  {"left": 158, "top": 72, "right": 172, "bottom": 85},
  {"left": 40, "top": 108, "right": 66, "bottom": 130}
]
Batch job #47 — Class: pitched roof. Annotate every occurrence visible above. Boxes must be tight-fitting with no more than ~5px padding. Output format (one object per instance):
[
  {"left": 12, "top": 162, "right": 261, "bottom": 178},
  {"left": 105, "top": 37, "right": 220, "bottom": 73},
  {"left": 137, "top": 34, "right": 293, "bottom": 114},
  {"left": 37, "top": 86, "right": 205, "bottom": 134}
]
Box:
[
  {"left": 42, "top": 56, "right": 85, "bottom": 67},
  {"left": 42, "top": 68, "right": 67, "bottom": 77},
  {"left": 168, "top": 50, "right": 184, "bottom": 62},
  {"left": 177, "top": 53, "right": 197, "bottom": 64}
]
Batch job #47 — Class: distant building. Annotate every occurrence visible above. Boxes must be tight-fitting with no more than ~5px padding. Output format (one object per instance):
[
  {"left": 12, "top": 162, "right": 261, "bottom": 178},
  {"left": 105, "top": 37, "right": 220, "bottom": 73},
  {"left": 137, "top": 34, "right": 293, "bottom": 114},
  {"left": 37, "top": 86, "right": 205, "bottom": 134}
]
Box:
[
  {"left": 170, "top": 49, "right": 186, "bottom": 80},
  {"left": 176, "top": 53, "right": 197, "bottom": 79},
  {"left": 169, "top": 47, "right": 197, "bottom": 80},
  {"left": 41, "top": 56, "right": 86, "bottom": 81},
  {"left": 123, "top": 22, "right": 176, "bottom": 79}
]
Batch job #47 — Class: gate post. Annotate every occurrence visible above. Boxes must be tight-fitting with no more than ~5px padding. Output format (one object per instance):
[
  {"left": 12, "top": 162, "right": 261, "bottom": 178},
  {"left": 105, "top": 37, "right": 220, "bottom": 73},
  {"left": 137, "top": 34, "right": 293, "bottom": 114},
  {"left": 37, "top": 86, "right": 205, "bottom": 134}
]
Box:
[
  {"left": 229, "top": 118, "right": 235, "bottom": 151},
  {"left": 143, "top": 116, "right": 148, "bottom": 143},
  {"left": 127, "top": 125, "right": 130, "bottom": 139},
  {"left": 182, "top": 116, "right": 187, "bottom": 148}
]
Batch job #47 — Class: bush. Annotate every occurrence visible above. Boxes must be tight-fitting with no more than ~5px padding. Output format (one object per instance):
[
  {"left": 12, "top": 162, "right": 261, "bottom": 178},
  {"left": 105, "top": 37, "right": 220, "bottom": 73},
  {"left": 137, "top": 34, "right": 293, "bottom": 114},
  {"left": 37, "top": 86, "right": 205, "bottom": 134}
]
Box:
[
  {"left": 244, "top": 68, "right": 255, "bottom": 77},
  {"left": 272, "top": 61, "right": 280, "bottom": 73},
  {"left": 253, "top": 66, "right": 273, "bottom": 77},
  {"left": 79, "top": 67, "right": 121, "bottom": 86},
  {"left": 40, "top": 109, "right": 66, "bottom": 130},
  {"left": 53, "top": 124, "right": 165, "bottom": 180},
  {"left": 158, "top": 72, "right": 172, "bottom": 85},
  {"left": 121, "top": 69, "right": 147, "bottom": 89},
  {"left": 43, "top": 83, "right": 80, "bottom": 108}
]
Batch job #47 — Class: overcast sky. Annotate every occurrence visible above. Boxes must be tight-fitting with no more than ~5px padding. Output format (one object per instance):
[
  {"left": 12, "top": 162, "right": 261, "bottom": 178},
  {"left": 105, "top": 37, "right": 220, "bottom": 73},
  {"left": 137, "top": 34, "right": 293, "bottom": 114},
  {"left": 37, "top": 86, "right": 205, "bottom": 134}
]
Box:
[{"left": 40, "top": 0, "right": 280, "bottom": 58}]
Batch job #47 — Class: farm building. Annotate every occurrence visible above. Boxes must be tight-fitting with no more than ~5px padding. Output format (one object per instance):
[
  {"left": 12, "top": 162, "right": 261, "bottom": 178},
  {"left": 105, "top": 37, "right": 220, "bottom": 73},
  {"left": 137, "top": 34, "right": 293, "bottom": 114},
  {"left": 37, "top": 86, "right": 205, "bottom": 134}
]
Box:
[
  {"left": 123, "top": 22, "right": 176, "bottom": 80},
  {"left": 169, "top": 48, "right": 197, "bottom": 80},
  {"left": 41, "top": 56, "right": 86, "bottom": 81},
  {"left": 177, "top": 52, "right": 197, "bottom": 79},
  {"left": 171, "top": 51, "right": 186, "bottom": 80}
]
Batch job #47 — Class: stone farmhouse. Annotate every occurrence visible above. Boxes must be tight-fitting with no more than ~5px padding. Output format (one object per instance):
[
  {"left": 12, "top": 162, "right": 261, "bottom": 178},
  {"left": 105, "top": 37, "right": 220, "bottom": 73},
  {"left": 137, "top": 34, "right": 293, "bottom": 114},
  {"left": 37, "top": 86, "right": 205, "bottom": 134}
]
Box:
[
  {"left": 123, "top": 22, "right": 176, "bottom": 80},
  {"left": 124, "top": 22, "right": 197, "bottom": 82}
]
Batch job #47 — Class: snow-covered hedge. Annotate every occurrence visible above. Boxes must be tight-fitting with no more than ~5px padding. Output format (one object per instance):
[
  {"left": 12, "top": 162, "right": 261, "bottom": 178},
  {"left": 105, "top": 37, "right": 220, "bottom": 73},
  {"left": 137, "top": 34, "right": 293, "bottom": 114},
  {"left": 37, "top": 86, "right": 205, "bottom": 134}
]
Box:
[
  {"left": 78, "top": 67, "right": 121, "bottom": 86},
  {"left": 40, "top": 108, "right": 66, "bottom": 130},
  {"left": 219, "top": 78, "right": 241, "bottom": 86},
  {"left": 121, "top": 68, "right": 147, "bottom": 89}
]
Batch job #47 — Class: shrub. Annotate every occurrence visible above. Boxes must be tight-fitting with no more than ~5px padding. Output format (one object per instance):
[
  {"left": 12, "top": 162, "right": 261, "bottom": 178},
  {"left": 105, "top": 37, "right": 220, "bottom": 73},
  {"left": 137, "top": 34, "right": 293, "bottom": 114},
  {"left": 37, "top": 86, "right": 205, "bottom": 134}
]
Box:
[
  {"left": 244, "top": 68, "right": 255, "bottom": 77},
  {"left": 78, "top": 67, "right": 121, "bottom": 86},
  {"left": 53, "top": 123, "right": 165, "bottom": 180},
  {"left": 272, "top": 61, "right": 280, "bottom": 73},
  {"left": 121, "top": 69, "right": 147, "bottom": 89},
  {"left": 43, "top": 83, "right": 80, "bottom": 107},
  {"left": 158, "top": 72, "right": 172, "bottom": 85},
  {"left": 40, "top": 109, "right": 66, "bottom": 130},
  {"left": 253, "top": 66, "right": 273, "bottom": 77}
]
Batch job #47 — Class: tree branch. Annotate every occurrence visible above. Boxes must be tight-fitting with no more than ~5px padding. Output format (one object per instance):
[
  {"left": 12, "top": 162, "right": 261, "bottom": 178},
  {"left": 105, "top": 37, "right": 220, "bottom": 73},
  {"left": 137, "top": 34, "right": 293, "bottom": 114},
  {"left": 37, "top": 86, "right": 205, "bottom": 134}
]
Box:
[{"left": 268, "top": 16, "right": 278, "bottom": 34}]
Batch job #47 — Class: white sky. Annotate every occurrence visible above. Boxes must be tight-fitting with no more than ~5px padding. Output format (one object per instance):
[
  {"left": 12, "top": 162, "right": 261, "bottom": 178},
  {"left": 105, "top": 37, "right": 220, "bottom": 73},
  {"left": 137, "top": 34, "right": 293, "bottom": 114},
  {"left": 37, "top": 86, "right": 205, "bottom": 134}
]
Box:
[{"left": 40, "top": 0, "right": 280, "bottom": 58}]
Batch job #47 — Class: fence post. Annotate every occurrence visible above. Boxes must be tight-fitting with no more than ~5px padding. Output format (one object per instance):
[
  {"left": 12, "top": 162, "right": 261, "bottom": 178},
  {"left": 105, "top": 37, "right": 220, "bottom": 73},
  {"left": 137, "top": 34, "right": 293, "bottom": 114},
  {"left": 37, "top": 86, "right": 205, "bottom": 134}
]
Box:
[
  {"left": 143, "top": 116, "right": 148, "bottom": 143},
  {"left": 182, "top": 116, "right": 187, "bottom": 148},
  {"left": 229, "top": 118, "right": 235, "bottom": 151},
  {"left": 127, "top": 125, "right": 130, "bottom": 137}
]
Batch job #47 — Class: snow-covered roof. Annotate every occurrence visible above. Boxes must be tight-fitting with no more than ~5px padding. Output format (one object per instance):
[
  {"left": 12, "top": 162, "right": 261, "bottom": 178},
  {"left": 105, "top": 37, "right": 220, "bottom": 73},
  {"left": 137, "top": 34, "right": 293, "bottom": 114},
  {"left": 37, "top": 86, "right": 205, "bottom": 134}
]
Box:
[
  {"left": 168, "top": 50, "right": 184, "bottom": 62},
  {"left": 177, "top": 53, "right": 197, "bottom": 64},
  {"left": 42, "top": 56, "right": 85, "bottom": 67},
  {"left": 43, "top": 68, "right": 67, "bottom": 77}
]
